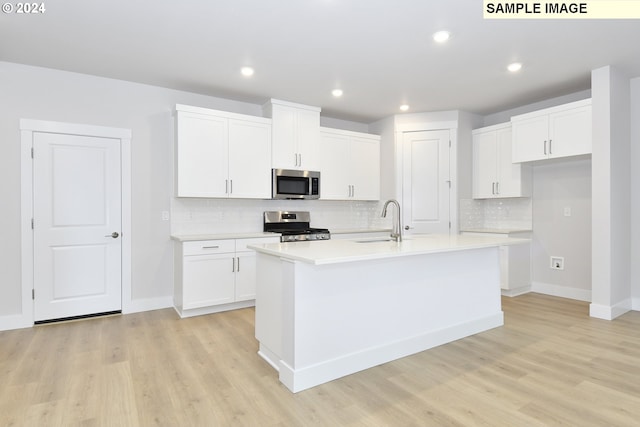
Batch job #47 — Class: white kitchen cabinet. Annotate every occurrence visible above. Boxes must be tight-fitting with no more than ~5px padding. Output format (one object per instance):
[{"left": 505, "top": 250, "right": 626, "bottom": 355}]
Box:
[
  {"left": 472, "top": 123, "right": 531, "bottom": 199},
  {"left": 511, "top": 99, "right": 592, "bottom": 163},
  {"left": 461, "top": 231, "right": 531, "bottom": 296},
  {"left": 175, "top": 104, "right": 271, "bottom": 198},
  {"left": 263, "top": 99, "right": 321, "bottom": 171},
  {"left": 319, "top": 127, "right": 380, "bottom": 200},
  {"left": 174, "top": 236, "right": 280, "bottom": 317}
]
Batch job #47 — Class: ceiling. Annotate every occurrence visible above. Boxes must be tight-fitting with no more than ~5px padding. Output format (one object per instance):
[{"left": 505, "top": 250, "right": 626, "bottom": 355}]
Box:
[{"left": 2, "top": 0, "right": 640, "bottom": 123}]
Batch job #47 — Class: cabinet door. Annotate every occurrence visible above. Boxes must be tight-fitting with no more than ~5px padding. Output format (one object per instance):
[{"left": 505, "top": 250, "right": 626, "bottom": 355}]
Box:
[
  {"left": 228, "top": 119, "right": 272, "bottom": 199},
  {"left": 472, "top": 131, "right": 499, "bottom": 198},
  {"left": 350, "top": 135, "right": 380, "bottom": 200},
  {"left": 182, "top": 254, "right": 235, "bottom": 309},
  {"left": 271, "top": 105, "right": 298, "bottom": 169},
  {"left": 511, "top": 115, "right": 548, "bottom": 163},
  {"left": 319, "top": 131, "right": 351, "bottom": 199},
  {"left": 176, "top": 112, "right": 229, "bottom": 197},
  {"left": 495, "top": 127, "right": 527, "bottom": 197},
  {"left": 296, "top": 108, "right": 321, "bottom": 170},
  {"left": 234, "top": 252, "right": 257, "bottom": 301},
  {"left": 548, "top": 105, "right": 591, "bottom": 158}
]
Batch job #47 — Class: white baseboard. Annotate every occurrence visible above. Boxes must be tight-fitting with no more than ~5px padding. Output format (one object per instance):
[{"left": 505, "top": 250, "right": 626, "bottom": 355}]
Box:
[
  {"left": 175, "top": 300, "right": 255, "bottom": 318},
  {"left": 501, "top": 285, "right": 532, "bottom": 297},
  {"left": 0, "top": 313, "right": 32, "bottom": 331},
  {"left": 633, "top": 297, "right": 640, "bottom": 311},
  {"left": 123, "top": 296, "right": 173, "bottom": 314},
  {"left": 590, "top": 298, "right": 632, "bottom": 320},
  {"left": 531, "top": 281, "right": 592, "bottom": 302}
]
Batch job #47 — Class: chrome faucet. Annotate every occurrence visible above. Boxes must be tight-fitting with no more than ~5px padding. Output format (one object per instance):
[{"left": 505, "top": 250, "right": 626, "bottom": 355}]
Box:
[{"left": 381, "top": 199, "right": 403, "bottom": 242}]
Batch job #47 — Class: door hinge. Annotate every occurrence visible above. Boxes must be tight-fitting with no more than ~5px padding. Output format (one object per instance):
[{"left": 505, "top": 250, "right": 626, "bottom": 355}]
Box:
[
  {"left": 448, "top": 140, "right": 451, "bottom": 148},
  {"left": 31, "top": 147, "right": 34, "bottom": 158},
  {"left": 449, "top": 221, "right": 452, "bottom": 229},
  {"left": 32, "top": 289, "right": 35, "bottom": 300},
  {"left": 31, "top": 218, "right": 34, "bottom": 229}
]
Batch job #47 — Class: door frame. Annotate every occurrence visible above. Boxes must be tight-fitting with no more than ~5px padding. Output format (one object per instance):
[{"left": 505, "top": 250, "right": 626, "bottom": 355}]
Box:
[
  {"left": 20, "top": 119, "right": 132, "bottom": 327},
  {"left": 395, "top": 121, "right": 459, "bottom": 235}
]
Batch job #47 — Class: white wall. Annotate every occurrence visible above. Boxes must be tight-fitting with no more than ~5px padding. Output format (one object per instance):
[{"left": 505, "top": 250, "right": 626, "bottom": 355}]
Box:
[
  {"left": 632, "top": 77, "right": 640, "bottom": 309},
  {"left": 0, "top": 61, "right": 382, "bottom": 326},
  {"left": 591, "top": 66, "right": 632, "bottom": 319},
  {"left": 531, "top": 160, "right": 592, "bottom": 301}
]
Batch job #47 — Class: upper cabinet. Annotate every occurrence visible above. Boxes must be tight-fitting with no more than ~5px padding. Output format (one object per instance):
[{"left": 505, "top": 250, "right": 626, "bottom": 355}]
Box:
[
  {"left": 472, "top": 123, "right": 531, "bottom": 199},
  {"left": 319, "top": 127, "right": 380, "bottom": 201},
  {"left": 175, "top": 104, "right": 271, "bottom": 198},
  {"left": 511, "top": 99, "right": 592, "bottom": 163},
  {"left": 263, "top": 99, "right": 321, "bottom": 171}
]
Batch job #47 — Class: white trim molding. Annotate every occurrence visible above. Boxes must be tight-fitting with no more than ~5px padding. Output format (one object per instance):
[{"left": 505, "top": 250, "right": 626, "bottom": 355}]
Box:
[
  {"left": 590, "top": 299, "right": 632, "bottom": 320},
  {"left": 531, "top": 281, "right": 592, "bottom": 302},
  {"left": 17, "top": 119, "right": 132, "bottom": 331}
]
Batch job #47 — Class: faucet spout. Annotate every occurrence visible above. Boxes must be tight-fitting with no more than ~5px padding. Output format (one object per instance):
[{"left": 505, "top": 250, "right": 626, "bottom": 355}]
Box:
[{"left": 381, "top": 199, "right": 403, "bottom": 242}]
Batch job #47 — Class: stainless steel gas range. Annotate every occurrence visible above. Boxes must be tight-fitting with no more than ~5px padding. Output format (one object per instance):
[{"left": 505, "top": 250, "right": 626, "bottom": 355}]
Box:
[{"left": 263, "top": 211, "right": 330, "bottom": 242}]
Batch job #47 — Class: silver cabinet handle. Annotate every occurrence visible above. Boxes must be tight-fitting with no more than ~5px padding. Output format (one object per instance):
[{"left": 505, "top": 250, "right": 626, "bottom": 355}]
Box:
[
  {"left": 492, "top": 182, "right": 496, "bottom": 195},
  {"left": 232, "top": 258, "right": 235, "bottom": 272},
  {"left": 225, "top": 179, "right": 229, "bottom": 194},
  {"left": 230, "top": 179, "right": 233, "bottom": 194},
  {"left": 237, "top": 257, "right": 240, "bottom": 272},
  {"left": 351, "top": 185, "right": 355, "bottom": 198},
  {"left": 544, "top": 140, "right": 547, "bottom": 155},
  {"left": 496, "top": 182, "right": 500, "bottom": 195},
  {"left": 549, "top": 139, "right": 552, "bottom": 155},
  {"left": 202, "top": 245, "right": 219, "bottom": 249},
  {"left": 105, "top": 232, "right": 119, "bottom": 238},
  {"left": 404, "top": 225, "right": 412, "bottom": 230},
  {"left": 294, "top": 153, "right": 298, "bottom": 167},
  {"left": 298, "top": 153, "right": 302, "bottom": 167}
]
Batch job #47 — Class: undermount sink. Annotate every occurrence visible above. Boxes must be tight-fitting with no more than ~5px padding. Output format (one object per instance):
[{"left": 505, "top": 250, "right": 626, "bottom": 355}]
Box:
[{"left": 354, "top": 238, "right": 397, "bottom": 243}]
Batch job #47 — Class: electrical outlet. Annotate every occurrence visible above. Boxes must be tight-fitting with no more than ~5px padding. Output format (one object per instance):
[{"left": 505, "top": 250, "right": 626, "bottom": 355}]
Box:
[
  {"left": 550, "top": 256, "right": 564, "bottom": 270},
  {"left": 161, "top": 211, "right": 170, "bottom": 221},
  {"left": 564, "top": 207, "right": 571, "bottom": 217}
]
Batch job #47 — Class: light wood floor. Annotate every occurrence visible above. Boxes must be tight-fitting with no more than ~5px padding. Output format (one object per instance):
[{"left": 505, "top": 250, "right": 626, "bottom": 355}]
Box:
[{"left": 1, "top": 293, "right": 639, "bottom": 426}]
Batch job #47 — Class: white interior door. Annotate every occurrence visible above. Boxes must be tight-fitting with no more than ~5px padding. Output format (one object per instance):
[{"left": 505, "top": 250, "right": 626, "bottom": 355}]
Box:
[
  {"left": 402, "top": 130, "right": 451, "bottom": 234},
  {"left": 33, "top": 132, "right": 122, "bottom": 321}
]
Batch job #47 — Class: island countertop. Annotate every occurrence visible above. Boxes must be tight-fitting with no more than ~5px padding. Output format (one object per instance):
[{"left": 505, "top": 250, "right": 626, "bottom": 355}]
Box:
[{"left": 249, "top": 233, "right": 529, "bottom": 265}]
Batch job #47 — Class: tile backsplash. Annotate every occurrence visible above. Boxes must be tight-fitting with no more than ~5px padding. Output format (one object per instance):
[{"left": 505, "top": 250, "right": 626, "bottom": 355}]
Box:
[
  {"left": 459, "top": 198, "right": 532, "bottom": 230},
  {"left": 171, "top": 198, "right": 391, "bottom": 235}
]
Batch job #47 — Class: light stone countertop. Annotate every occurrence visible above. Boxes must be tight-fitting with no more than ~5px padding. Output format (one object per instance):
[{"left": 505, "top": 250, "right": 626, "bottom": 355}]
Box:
[
  {"left": 249, "top": 233, "right": 531, "bottom": 265},
  {"left": 170, "top": 232, "right": 280, "bottom": 242},
  {"left": 459, "top": 228, "right": 532, "bottom": 234}
]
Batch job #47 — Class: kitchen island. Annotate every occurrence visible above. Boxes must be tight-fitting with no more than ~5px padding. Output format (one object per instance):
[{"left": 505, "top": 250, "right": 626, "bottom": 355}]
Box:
[{"left": 250, "top": 234, "right": 529, "bottom": 393}]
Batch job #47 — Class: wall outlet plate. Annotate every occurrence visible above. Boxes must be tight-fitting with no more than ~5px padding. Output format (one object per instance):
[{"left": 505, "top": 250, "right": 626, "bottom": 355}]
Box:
[{"left": 550, "top": 256, "right": 564, "bottom": 270}]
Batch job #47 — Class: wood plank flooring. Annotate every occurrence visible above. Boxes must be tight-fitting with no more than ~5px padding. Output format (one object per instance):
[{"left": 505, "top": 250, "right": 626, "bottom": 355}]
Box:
[{"left": 1, "top": 293, "right": 639, "bottom": 426}]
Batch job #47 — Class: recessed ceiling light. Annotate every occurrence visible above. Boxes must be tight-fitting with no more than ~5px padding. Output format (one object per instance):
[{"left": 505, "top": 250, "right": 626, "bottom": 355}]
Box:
[
  {"left": 400, "top": 104, "right": 410, "bottom": 112},
  {"left": 433, "top": 31, "right": 450, "bottom": 43},
  {"left": 507, "top": 62, "right": 522, "bottom": 72},
  {"left": 240, "top": 66, "right": 255, "bottom": 77},
  {"left": 332, "top": 89, "right": 343, "bottom": 98}
]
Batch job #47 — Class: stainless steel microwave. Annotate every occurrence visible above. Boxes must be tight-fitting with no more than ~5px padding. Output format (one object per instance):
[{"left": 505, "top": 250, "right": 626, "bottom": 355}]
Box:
[{"left": 272, "top": 169, "right": 320, "bottom": 200}]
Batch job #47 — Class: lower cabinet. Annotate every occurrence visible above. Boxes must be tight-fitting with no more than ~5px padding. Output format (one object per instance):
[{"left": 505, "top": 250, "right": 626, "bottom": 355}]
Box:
[
  {"left": 461, "top": 231, "right": 531, "bottom": 296},
  {"left": 174, "top": 236, "right": 280, "bottom": 317}
]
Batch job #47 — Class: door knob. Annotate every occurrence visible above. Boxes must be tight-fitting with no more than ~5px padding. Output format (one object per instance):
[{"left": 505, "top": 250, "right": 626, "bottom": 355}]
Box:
[
  {"left": 404, "top": 225, "right": 412, "bottom": 230},
  {"left": 105, "top": 232, "right": 120, "bottom": 238}
]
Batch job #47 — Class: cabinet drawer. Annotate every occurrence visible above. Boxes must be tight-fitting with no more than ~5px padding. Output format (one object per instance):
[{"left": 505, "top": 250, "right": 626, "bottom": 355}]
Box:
[
  {"left": 183, "top": 240, "right": 235, "bottom": 256},
  {"left": 236, "top": 236, "right": 280, "bottom": 252}
]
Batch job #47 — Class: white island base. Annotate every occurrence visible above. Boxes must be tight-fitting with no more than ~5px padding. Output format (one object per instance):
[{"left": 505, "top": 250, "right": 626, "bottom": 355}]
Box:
[{"left": 253, "top": 237, "right": 509, "bottom": 393}]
